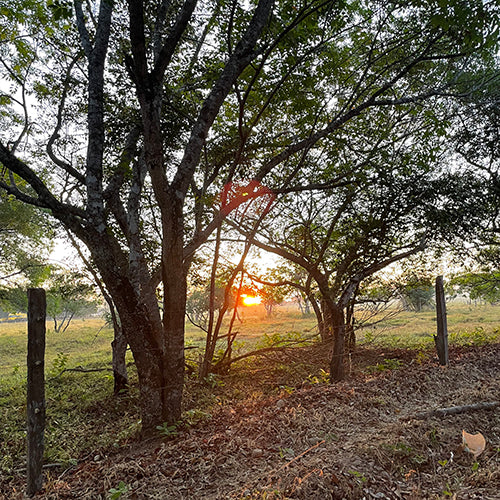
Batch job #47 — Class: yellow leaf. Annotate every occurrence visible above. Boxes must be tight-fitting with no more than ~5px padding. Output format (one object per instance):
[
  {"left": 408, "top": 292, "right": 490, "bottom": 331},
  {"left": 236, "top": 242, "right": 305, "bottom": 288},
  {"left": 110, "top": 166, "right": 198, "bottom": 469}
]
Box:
[{"left": 462, "top": 430, "right": 486, "bottom": 458}]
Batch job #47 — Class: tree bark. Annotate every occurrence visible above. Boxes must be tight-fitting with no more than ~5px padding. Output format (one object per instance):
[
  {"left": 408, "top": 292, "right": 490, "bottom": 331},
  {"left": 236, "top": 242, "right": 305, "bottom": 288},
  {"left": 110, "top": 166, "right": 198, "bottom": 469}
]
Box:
[
  {"left": 117, "top": 300, "right": 166, "bottom": 432},
  {"left": 160, "top": 196, "right": 187, "bottom": 425},
  {"left": 317, "top": 297, "right": 332, "bottom": 342},
  {"left": 111, "top": 325, "right": 128, "bottom": 395},
  {"left": 329, "top": 304, "right": 346, "bottom": 382},
  {"left": 81, "top": 231, "right": 167, "bottom": 432}
]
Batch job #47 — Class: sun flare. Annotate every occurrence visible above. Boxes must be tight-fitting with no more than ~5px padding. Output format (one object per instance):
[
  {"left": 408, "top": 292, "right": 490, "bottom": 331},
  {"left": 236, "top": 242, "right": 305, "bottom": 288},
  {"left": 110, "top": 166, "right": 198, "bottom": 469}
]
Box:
[{"left": 242, "top": 294, "right": 262, "bottom": 306}]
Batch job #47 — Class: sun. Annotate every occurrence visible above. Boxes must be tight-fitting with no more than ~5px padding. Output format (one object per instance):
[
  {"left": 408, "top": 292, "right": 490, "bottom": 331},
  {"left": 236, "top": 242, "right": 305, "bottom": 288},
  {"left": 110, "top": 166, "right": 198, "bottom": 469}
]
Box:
[{"left": 241, "top": 294, "right": 262, "bottom": 306}]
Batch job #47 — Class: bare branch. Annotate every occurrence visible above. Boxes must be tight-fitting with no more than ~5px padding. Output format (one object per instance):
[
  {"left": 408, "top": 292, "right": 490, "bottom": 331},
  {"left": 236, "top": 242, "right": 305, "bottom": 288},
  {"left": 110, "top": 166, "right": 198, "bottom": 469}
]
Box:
[
  {"left": 0, "top": 142, "right": 87, "bottom": 220},
  {"left": 46, "top": 54, "right": 86, "bottom": 183},
  {"left": 73, "top": 0, "right": 92, "bottom": 57}
]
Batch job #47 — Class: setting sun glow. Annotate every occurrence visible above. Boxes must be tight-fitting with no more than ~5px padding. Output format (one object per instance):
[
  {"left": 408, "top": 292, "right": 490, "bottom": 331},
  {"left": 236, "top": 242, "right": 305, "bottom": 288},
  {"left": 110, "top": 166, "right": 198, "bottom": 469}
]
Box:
[{"left": 242, "top": 294, "right": 262, "bottom": 306}]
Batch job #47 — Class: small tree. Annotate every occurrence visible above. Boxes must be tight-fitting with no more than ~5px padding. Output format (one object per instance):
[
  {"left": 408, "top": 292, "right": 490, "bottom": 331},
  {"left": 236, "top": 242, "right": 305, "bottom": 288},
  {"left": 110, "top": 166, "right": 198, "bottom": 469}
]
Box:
[
  {"left": 186, "top": 287, "right": 225, "bottom": 328},
  {"left": 259, "top": 284, "right": 285, "bottom": 317},
  {"left": 45, "top": 269, "right": 98, "bottom": 332},
  {"left": 398, "top": 281, "right": 435, "bottom": 312}
]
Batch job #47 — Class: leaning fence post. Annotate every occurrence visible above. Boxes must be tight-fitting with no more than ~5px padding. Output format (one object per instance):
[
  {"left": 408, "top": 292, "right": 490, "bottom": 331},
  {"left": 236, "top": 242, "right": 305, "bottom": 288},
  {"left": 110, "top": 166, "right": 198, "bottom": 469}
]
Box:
[
  {"left": 434, "top": 276, "right": 449, "bottom": 366},
  {"left": 27, "top": 288, "right": 46, "bottom": 497}
]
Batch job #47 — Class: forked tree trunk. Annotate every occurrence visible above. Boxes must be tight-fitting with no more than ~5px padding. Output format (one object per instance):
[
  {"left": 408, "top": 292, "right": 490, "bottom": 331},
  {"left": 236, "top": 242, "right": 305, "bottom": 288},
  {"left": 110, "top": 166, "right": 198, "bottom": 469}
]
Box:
[
  {"left": 88, "top": 244, "right": 170, "bottom": 432},
  {"left": 85, "top": 216, "right": 188, "bottom": 432}
]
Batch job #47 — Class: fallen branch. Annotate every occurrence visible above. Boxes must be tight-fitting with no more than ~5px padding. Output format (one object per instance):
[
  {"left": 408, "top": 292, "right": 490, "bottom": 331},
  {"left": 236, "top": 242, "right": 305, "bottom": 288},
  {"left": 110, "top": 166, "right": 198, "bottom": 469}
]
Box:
[
  {"left": 14, "top": 463, "right": 66, "bottom": 473},
  {"left": 64, "top": 366, "right": 112, "bottom": 373},
  {"left": 48, "top": 366, "right": 113, "bottom": 380},
  {"left": 272, "top": 439, "right": 326, "bottom": 475},
  {"left": 213, "top": 336, "right": 318, "bottom": 373},
  {"left": 403, "top": 401, "right": 499, "bottom": 420}
]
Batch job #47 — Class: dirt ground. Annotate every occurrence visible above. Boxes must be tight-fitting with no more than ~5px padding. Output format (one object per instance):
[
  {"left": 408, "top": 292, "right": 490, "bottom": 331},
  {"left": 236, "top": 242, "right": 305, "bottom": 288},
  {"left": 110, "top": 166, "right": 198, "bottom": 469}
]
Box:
[{"left": 2, "top": 343, "right": 499, "bottom": 499}]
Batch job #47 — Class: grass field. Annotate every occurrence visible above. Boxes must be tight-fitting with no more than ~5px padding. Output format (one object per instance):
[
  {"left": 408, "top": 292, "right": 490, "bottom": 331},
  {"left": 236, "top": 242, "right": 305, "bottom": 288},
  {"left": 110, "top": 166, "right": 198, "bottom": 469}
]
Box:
[
  {"left": 355, "top": 300, "right": 500, "bottom": 348},
  {"left": 0, "top": 302, "right": 498, "bottom": 475},
  {"left": 2, "top": 301, "right": 497, "bottom": 375}
]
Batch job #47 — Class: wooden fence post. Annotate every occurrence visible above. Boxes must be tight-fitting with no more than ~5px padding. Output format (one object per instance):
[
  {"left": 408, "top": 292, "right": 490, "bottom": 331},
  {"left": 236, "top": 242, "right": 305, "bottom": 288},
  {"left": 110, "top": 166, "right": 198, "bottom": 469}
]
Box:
[
  {"left": 434, "top": 276, "right": 449, "bottom": 366},
  {"left": 27, "top": 288, "right": 46, "bottom": 497}
]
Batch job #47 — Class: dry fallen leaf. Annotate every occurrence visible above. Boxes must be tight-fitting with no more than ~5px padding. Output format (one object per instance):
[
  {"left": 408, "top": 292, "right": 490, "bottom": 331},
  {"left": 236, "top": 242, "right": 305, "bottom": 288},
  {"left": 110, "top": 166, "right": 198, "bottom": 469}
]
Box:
[{"left": 462, "top": 430, "right": 486, "bottom": 458}]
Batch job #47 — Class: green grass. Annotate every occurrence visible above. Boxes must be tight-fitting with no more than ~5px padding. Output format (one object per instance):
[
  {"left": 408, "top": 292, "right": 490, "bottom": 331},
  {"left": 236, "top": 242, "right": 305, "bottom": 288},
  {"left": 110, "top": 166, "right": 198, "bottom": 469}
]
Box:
[
  {"left": 0, "top": 319, "right": 117, "bottom": 376},
  {"left": 0, "top": 319, "right": 142, "bottom": 474},
  {"left": 356, "top": 302, "right": 500, "bottom": 348}
]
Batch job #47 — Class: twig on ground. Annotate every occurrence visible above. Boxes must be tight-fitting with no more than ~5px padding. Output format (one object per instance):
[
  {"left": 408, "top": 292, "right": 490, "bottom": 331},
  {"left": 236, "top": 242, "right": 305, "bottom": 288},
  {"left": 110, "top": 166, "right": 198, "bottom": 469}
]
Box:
[
  {"left": 14, "top": 463, "right": 65, "bottom": 473},
  {"left": 402, "top": 401, "right": 499, "bottom": 420},
  {"left": 272, "top": 439, "right": 326, "bottom": 475}
]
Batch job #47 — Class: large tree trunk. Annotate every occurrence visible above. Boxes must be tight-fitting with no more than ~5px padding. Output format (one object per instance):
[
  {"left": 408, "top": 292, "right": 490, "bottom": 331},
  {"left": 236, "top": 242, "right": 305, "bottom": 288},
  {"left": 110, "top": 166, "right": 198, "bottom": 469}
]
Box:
[
  {"left": 161, "top": 197, "right": 187, "bottom": 425},
  {"left": 328, "top": 303, "right": 346, "bottom": 382},
  {"left": 85, "top": 234, "right": 172, "bottom": 433},
  {"left": 111, "top": 289, "right": 167, "bottom": 433},
  {"left": 104, "top": 273, "right": 185, "bottom": 433}
]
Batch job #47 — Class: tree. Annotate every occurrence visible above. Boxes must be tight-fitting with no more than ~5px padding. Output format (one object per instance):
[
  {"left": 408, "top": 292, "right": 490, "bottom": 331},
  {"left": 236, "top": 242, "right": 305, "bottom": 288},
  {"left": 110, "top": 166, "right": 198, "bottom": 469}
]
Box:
[
  {"left": 395, "top": 271, "right": 436, "bottom": 312},
  {"left": 187, "top": 288, "right": 221, "bottom": 326},
  {"left": 238, "top": 117, "right": 493, "bottom": 378},
  {"left": 44, "top": 268, "right": 98, "bottom": 332},
  {"left": 259, "top": 284, "right": 285, "bottom": 317},
  {"left": 452, "top": 80, "right": 500, "bottom": 236},
  {"left": 0, "top": 0, "right": 498, "bottom": 430},
  {"left": 449, "top": 270, "right": 500, "bottom": 304},
  {"left": 442, "top": 64, "right": 500, "bottom": 305},
  {"left": 0, "top": 267, "right": 98, "bottom": 328}
]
